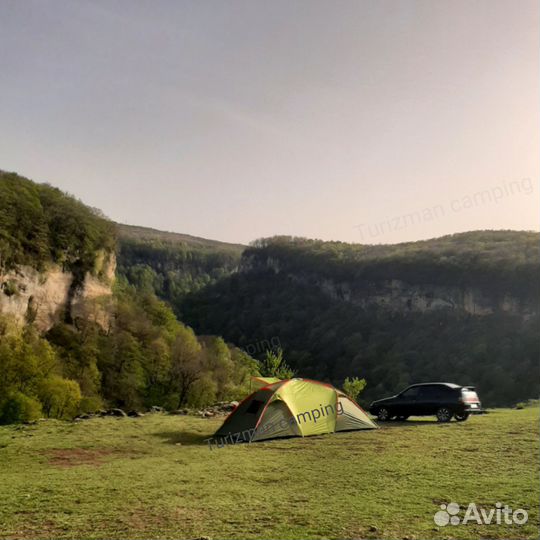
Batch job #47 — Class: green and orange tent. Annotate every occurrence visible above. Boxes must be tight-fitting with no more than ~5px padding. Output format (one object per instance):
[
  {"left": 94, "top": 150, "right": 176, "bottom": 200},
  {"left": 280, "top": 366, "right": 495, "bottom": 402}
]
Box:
[{"left": 214, "top": 377, "right": 377, "bottom": 443}]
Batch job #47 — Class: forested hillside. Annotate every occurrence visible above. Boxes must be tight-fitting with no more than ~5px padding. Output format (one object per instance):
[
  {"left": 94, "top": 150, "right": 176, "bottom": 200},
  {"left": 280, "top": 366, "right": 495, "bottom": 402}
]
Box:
[
  {"left": 180, "top": 234, "right": 540, "bottom": 407},
  {"left": 0, "top": 171, "right": 115, "bottom": 274},
  {"left": 2, "top": 171, "right": 538, "bottom": 420},
  {"left": 244, "top": 232, "right": 538, "bottom": 299},
  {"left": 117, "top": 224, "right": 244, "bottom": 312},
  {"left": 0, "top": 173, "right": 257, "bottom": 424}
]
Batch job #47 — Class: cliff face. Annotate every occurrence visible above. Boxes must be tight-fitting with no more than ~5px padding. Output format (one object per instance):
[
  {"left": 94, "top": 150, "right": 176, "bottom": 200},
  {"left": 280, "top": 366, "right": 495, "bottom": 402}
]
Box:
[
  {"left": 241, "top": 254, "right": 536, "bottom": 319},
  {"left": 0, "top": 253, "right": 116, "bottom": 333},
  {"left": 314, "top": 277, "right": 535, "bottom": 319}
]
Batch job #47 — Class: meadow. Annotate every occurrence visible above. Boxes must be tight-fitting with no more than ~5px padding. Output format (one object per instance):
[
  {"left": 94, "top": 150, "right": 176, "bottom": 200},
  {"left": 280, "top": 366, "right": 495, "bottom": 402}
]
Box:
[{"left": 0, "top": 408, "right": 538, "bottom": 539}]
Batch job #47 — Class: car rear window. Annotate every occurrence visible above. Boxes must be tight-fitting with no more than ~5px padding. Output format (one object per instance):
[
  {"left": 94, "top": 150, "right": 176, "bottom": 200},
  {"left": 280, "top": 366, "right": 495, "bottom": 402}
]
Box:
[{"left": 462, "top": 389, "right": 479, "bottom": 402}]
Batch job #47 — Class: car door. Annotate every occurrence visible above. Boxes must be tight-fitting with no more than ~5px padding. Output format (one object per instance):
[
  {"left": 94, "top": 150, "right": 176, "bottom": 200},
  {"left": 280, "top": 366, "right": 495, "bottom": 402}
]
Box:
[
  {"left": 416, "top": 385, "right": 438, "bottom": 415},
  {"left": 397, "top": 386, "right": 421, "bottom": 416}
]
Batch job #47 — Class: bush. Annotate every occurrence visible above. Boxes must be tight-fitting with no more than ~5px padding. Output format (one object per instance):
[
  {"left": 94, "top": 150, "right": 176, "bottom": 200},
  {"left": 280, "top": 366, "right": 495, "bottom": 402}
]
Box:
[
  {"left": 187, "top": 376, "right": 218, "bottom": 408},
  {"left": 260, "top": 348, "right": 295, "bottom": 379},
  {"left": 38, "top": 376, "right": 82, "bottom": 419},
  {"left": 0, "top": 392, "right": 42, "bottom": 424},
  {"left": 342, "top": 377, "right": 367, "bottom": 401},
  {"left": 78, "top": 396, "right": 104, "bottom": 414},
  {"left": 515, "top": 399, "right": 539, "bottom": 410}
]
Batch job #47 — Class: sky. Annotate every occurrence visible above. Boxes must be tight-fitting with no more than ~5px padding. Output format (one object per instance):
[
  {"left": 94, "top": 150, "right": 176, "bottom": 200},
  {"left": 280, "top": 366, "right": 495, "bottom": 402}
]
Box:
[{"left": 0, "top": 0, "right": 538, "bottom": 245}]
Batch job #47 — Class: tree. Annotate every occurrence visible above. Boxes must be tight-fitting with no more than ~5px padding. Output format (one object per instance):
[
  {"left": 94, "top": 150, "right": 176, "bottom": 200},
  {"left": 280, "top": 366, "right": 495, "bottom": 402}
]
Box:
[
  {"left": 38, "top": 376, "right": 82, "bottom": 419},
  {"left": 342, "top": 377, "right": 367, "bottom": 401},
  {"left": 260, "top": 348, "right": 295, "bottom": 379},
  {"left": 0, "top": 392, "right": 42, "bottom": 424},
  {"left": 169, "top": 325, "right": 204, "bottom": 407}
]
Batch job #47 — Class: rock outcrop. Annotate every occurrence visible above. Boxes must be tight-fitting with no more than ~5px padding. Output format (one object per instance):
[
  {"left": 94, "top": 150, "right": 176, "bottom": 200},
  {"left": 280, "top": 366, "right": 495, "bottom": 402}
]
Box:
[
  {"left": 0, "top": 253, "right": 116, "bottom": 333},
  {"left": 241, "top": 253, "right": 536, "bottom": 319}
]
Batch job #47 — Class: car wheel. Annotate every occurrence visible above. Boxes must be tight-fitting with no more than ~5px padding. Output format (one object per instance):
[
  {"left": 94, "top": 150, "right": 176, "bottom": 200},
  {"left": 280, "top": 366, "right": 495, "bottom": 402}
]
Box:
[
  {"left": 377, "top": 407, "right": 390, "bottom": 421},
  {"left": 396, "top": 415, "right": 409, "bottom": 421},
  {"left": 455, "top": 412, "right": 469, "bottom": 422},
  {"left": 436, "top": 407, "right": 453, "bottom": 422}
]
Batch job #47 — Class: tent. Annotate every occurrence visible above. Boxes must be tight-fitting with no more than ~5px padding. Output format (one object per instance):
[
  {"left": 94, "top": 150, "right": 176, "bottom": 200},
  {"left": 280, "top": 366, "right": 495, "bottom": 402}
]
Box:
[
  {"left": 250, "top": 376, "right": 282, "bottom": 391},
  {"left": 213, "top": 378, "right": 377, "bottom": 443}
]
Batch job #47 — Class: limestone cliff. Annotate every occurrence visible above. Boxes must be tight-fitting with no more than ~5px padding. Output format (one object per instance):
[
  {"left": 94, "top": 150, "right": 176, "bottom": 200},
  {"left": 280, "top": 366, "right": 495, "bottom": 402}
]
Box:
[
  {"left": 241, "top": 253, "right": 536, "bottom": 320},
  {"left": 0, "top": 252, "right": 116, "bottom": 333}
]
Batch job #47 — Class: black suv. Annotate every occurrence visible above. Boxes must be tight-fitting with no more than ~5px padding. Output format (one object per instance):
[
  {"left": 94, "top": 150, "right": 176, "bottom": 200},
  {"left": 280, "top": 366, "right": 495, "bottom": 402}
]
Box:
[{"left": 369, "top": 383, "right": 483, "bottom": 422}]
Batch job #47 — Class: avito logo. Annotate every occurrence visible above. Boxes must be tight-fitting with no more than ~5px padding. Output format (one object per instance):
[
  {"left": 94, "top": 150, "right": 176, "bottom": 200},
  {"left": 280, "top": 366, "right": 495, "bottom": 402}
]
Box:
[{"left": 434, "top": 502, "right": 528, "bottom": 526}]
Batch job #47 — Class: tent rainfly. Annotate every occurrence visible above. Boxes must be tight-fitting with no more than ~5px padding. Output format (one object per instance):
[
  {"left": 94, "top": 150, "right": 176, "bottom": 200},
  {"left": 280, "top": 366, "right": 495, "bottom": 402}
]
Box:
[{"left": 214, "top": 377, "right": 377, "bottom": 443}]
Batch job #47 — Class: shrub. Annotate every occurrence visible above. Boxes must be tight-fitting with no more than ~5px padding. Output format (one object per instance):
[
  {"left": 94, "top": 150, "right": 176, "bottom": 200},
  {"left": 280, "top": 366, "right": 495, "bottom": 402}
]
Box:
[
  {"left": 515, "top": 399, "right": 539, "bottom": 409},
  {"left": 260, "top": 348, "right": 295, "bottom": 379},
  {"left": 187, "top": 376, "right": 218, "bottom": 408},
  {"left": 342, "top": 377, "right": 367, "bottom": 401},
  {"left": 0, "top": 392, "right": 42, "bottom": 424},
  {"left": 38, "top": 376, "right": 82, "bottom": 419},
  {"left": 78, "top": 396, "right": 104, "bottom": 414}
]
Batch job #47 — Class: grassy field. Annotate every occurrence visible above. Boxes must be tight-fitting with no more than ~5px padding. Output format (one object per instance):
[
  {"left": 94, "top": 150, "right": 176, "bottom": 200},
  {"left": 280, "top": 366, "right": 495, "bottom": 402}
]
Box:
[{"left": 0, "top": 408, "right": 538, "bottom": 540}]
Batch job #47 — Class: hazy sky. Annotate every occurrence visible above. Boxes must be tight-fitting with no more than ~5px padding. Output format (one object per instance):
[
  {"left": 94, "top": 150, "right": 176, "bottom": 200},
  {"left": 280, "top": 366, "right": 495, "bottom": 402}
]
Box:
[{"left": 0, "top": 0, "right": 538, "bottom": 244}]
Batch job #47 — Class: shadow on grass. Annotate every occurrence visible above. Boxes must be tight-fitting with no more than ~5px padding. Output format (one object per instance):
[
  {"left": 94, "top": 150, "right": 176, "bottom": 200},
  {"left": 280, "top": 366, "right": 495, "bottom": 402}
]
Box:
[
  {"left": 379, "top": 419, "right": 462, "bottom": 428},
  {"left": 153, "top": 430, "right": 211, "bottom": 445},
  {"left": 154, "top": 420, "right": 459, "bottom": 445}
]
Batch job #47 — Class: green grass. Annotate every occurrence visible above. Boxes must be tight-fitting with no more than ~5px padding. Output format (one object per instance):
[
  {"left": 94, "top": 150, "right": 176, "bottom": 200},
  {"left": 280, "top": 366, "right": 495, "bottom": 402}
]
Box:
[{"left": 0, "top": 408, "right": 538, "bottom": 539}]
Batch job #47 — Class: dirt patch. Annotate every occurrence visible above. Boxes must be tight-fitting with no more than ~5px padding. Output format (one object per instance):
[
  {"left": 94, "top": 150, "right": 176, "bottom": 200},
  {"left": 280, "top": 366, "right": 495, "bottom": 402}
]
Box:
[{"left": 44, "top": 448, "right": 117, "bottom": 468}]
